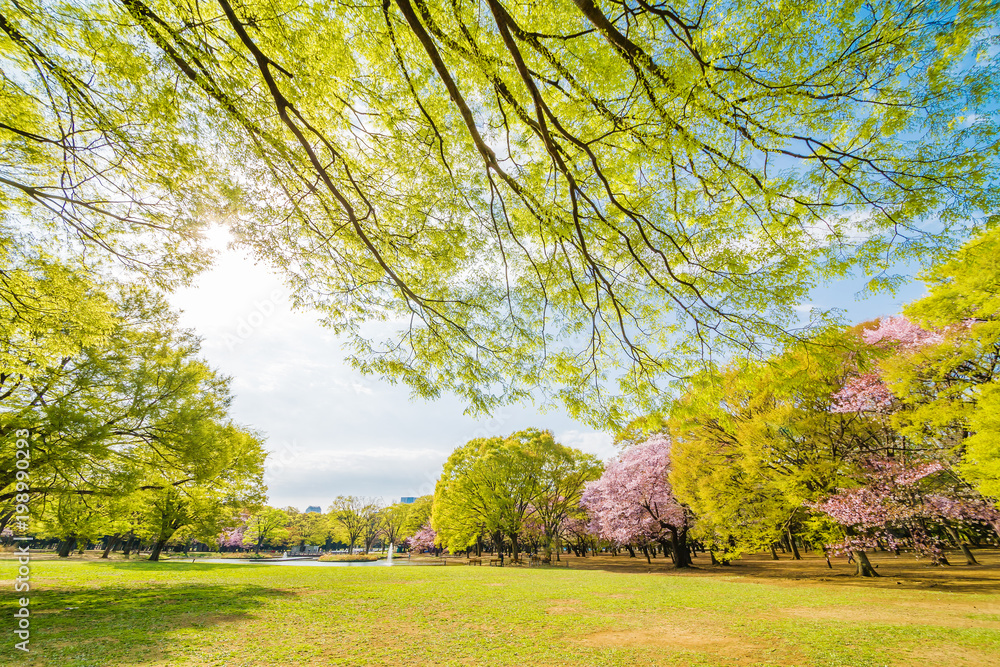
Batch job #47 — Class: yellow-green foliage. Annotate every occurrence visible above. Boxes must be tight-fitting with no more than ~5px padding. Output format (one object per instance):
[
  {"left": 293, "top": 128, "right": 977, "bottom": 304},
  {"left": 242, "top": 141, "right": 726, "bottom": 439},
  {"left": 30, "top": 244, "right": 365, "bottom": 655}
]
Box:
[
  {"left": 882, "top": 228, "right": 1000, "bottom": 503},
  {"left": 669, "top": 329, "right": 885, "bottom": 558}
]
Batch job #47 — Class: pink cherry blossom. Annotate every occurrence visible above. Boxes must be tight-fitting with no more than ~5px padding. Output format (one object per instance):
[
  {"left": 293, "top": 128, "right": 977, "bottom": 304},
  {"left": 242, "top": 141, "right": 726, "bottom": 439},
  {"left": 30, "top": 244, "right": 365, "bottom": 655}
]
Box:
[
  {"left": 830, "top": 373, "right": 895, "bottom": 413},
  {"left": 581, "top": 434, "right": 688, "bottom": 547},
  {"left": 405, "top": 522, "right": 437, "bottom": 551},
  {"left": 861, "top": 315, "right": 944, "bottom": 349},
  {"left": 809, "top": 458, "right": 989, "bottom": 563},
  {"left": 218, "top": 511, "right": 250, "bottom": 548}
]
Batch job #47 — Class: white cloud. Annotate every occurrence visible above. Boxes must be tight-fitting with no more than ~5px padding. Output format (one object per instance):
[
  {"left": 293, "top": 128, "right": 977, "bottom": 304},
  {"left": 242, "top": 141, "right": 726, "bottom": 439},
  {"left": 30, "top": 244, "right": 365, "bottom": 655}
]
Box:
[{"left": 169, "top": 228, "right": 612, "bottom": 507}]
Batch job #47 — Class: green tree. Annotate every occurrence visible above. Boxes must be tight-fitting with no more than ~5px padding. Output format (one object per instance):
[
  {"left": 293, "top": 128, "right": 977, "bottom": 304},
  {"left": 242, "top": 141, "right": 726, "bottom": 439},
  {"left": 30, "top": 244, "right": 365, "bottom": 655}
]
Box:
[
  {"left": 433, "top": 428, "right": 595, "bottom": 560},
  {"left": 0, "top": 285, "right": 266, "bottom": 536},
  {"left": 402, "top": 495, "right": 434, "bottom": 538},
  {"left": 0, "top": 235, "right": 114, "bottom": 381},
  {"left": 0, "top": 2, "right": 222, "bottom": 286},
  {"left": 243, "top": 507, "right": 291, "bottom": 553},
  {"left": 283, "top": 508, "right": 329, "bottom": 550},
  {"left": 380, "top": 503, "right": 411, "bottom": 551},
  {"left": 329, "top": 496, "right": 381, "bottom": 554},
  {"left": 141, "top": 424, "right": 267, "bottom": 561},
  {"left": 5, "top": 1, "right": 996, "bottom": 426},
  {"left": 879, "top": 227, "right": 1000, "bottom": 503},
  {"left": 668, "top": 330, "right": 888, "bottom": 562},
  {"left": 531, "top": 441, "right": 602, "bottom": 561}
]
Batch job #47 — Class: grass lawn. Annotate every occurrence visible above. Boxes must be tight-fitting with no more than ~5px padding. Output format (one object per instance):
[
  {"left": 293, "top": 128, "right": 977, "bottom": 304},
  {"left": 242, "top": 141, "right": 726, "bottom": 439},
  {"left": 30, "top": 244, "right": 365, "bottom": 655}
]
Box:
[{"left": 2, "top": 553, "right": 999, "bottom": 666}]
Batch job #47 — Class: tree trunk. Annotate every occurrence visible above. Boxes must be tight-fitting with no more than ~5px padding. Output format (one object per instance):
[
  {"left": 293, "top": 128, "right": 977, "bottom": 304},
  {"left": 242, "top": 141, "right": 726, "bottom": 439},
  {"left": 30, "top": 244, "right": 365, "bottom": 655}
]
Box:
[
  {"left": 787, "top": 528, "right": 801, "bottom": 560},
  {"left": 958, "top": 542, "right": 977, "bottom": 565},
  {"left": 658, "top": 538, "right": 673, "bottom": 562},
  {"left": 641, "top": 544, "right": 651, "bottom": 564},
  {"left": 625, "top": 544, "right": 636, "bottom": 558},
  {"left": 149, "top": 537, "right": 168, "bottom": 562},
  {"left": 101, "top": 534, "right": 121, "bottom": 559},
  {"left": 946, "top": 526, "right": 978, "bottom": 565},
  {"left": 669, "top": 527, "right": 691, "bottom": 568},
  {"left": 770, "top": 543, "right": 779, "bottom": 560},
  {"left": 853, "top": 550, "right": 880, "bottom": 577},
  {"left": 57, "top": 537, "right": 76, "bottom": 558}
]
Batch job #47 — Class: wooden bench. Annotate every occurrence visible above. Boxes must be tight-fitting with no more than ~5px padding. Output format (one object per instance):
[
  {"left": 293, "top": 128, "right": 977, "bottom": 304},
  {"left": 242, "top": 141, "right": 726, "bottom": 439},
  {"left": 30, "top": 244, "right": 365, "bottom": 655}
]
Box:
[
  {"left": 488, "top": 558, "right": 502, "bottom": 567},
  {"left": 467, "top": 557, "right": 482, "bottom": 566}
]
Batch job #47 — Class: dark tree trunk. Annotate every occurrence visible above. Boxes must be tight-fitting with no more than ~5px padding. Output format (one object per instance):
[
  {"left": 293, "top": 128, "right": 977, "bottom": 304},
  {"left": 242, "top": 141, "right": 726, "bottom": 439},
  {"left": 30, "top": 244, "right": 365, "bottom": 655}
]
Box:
[
  {"left": 853, "top": 550, "right": 880, "bottom": 577},
  {"left": 149, "top": 538, "right": 168, "bottom": 561},
  {"left": 641, "top": 544, "right": 651, "bottom": 564},
  {"left": 770, "top": 543, "right": 779, "bottom": 560},
  {"left": 101, "top": 534, "right": 121, "bottom": 559},
  {"left": 946, "top": 526, "right": 978, "bottom": 565},
  {"left": 625, "top": 544, "right": 636, "bottom": 558},
  {"left": 958, "top": 542, "right": 977, "bottom": 565},
  {"left": 669, "top": 527, "right": 691, "bottom": 568},
  {"left": 57, "top": 537, "right": 76, "bottom": 558},
  {"left": 788, "top": 528, "right": 801, "bottom": 560},
  {"left": 658, "top": 538, "right": 674, "bottom": 562}
]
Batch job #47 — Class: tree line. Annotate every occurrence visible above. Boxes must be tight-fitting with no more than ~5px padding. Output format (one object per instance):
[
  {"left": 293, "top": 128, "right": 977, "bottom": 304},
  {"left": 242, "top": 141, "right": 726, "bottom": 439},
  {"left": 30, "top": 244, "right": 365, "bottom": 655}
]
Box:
[
  {"left": 419, "top": 228, "right": 1000, "bottom": 575},
  {"left": 0, "top": 244, "right": 266, "bottom": 560},
  {"left": 2, "top": 1, "right": 998, "bottom": 569}
]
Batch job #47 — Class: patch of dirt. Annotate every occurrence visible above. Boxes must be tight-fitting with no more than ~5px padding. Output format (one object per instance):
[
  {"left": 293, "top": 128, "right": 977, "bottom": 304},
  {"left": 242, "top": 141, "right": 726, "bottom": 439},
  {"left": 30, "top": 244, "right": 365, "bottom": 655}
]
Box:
[
  {"left": 578, "top": 621, "right": 779, "bottom": 664},
  {"left": 547, "top": 606, "right": 578, "bottom": 615},
  {"left": 546, "top": 598, "right": 583, "bottom": 615}
]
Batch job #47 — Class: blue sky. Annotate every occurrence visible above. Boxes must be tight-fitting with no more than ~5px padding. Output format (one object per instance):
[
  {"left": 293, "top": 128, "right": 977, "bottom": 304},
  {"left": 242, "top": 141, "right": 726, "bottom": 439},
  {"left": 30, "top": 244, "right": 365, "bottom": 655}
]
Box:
[{"left": 170, "top": 226, "right": 930, "bottom": 510}]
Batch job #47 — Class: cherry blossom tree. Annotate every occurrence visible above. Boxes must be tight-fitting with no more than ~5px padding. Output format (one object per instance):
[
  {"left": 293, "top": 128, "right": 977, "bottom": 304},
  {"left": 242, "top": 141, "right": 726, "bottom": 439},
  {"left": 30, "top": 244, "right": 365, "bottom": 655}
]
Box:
[
  {"left": 405, "top": 522, "right": 437, "bottom": 553},
  {"left": 218, "top": 525, "right": 246, "bottom": 552},
  {"left": 581, "top": 435, "right": 692, "bottom": 567},
  {"left": 810, "top": 458, "right": 999, "bottom": 574},
  {"left": 831, "top": 316, "right": 944, "bottom": 415},
  {"left": 861, "top": 316, "right": 944, "bottom": 349},
  {"left": 218, "top": 511, "right": 249, "bottom": 552},
  {"left": 830, "top": 373, "right": 896, "bottom": 414}
]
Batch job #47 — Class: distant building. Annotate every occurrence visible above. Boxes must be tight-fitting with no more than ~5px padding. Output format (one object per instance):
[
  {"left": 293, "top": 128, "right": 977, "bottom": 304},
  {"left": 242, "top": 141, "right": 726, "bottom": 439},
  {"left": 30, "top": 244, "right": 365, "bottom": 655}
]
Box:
[
  {"left": 400, "top": 497, "right": 417, "bottom": 504},
  {"left": 305, "top": 506, "right": 322, "bottom": 513}
]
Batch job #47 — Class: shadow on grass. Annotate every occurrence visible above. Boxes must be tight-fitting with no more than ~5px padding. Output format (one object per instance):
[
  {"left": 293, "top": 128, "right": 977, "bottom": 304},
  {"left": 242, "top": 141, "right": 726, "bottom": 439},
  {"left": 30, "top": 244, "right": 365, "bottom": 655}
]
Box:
[
  {"left": 530, "top": 552, "right": 1000, "bottom": 594},
  {"left": 15, "top": 575, "right": 295, "bottom": 665}
]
